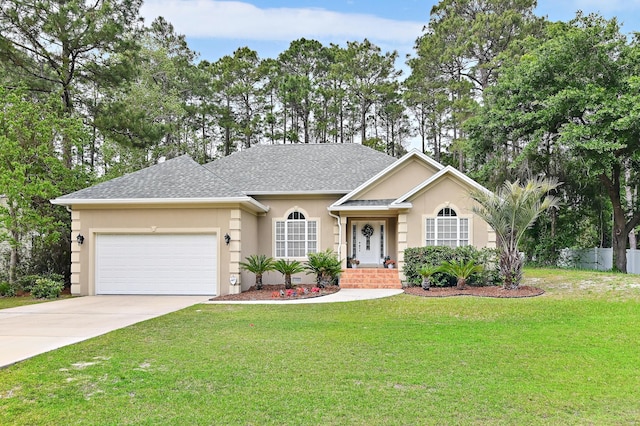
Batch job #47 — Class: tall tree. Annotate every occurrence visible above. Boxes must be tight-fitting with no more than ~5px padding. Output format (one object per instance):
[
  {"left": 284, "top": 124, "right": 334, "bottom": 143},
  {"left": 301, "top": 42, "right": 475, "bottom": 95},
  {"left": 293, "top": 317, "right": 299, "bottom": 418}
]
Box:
[
  {"left": 0, "top": 0, "right": 143, "bottom": 167},
  {"left": 0, "top": 87, "right": 86, "bottom": 283},
  {"left": 469, "top": 14, "right": 640, "bottom": 272},
  {"left": 472, "top": 178, "right": 560, "bottom": 289},
  {"left": 277, "top": 39, "right": 329, "bottom": 143},
  {"left": 98, "top": 17, "right": 199, "bottom": 170},
  {"left": 341, "top": 40, "right": 401, "bottom": 144},
  {"left": 411, "top": 0, "right": 542, "bottom": 167}
]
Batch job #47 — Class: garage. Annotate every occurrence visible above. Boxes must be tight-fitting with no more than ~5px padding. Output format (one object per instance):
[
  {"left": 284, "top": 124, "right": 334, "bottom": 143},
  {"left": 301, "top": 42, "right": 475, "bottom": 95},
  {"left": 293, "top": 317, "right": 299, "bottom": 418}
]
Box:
[{"left": 95, "top": 234, "right": 217, "bottom": 295}]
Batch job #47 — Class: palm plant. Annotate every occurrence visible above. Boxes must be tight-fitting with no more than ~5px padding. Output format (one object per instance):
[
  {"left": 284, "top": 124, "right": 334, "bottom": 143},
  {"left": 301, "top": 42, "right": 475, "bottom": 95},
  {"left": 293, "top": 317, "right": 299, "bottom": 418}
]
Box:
[
  {"left": 471, "top": 178, "right": 560, "bottom": 289},
  {"left": 272, "top": 259, "right": 306, "bottom": 289},
  {"left": 305, "top": 249, "right": 342, "bottom": 287},
  {"left": 417, "top": 264, "right": 439, "bottom": 291},
  {"left": 239, "top": 254, "right": 274, "bottom": 290},
  {"left": 439, "top": 259, "right": 483, "bottom": 290}
]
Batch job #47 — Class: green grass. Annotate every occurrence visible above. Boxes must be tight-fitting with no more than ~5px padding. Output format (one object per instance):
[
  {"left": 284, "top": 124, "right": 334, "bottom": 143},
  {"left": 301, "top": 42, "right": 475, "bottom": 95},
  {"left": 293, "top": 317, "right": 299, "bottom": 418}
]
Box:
[
  {"left": 1, "top": 268, "right": 639, "bottom": 425},
  {"left": 0, "top": 296, "right": 67, "bottom": 310}
]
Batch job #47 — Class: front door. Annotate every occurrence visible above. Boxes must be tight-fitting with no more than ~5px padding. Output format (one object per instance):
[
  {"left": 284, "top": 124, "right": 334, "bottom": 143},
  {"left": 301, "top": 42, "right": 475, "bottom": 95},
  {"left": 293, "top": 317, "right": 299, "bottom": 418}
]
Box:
[{"left": 353, "top": 221, "right": 385, "bottom": 265}]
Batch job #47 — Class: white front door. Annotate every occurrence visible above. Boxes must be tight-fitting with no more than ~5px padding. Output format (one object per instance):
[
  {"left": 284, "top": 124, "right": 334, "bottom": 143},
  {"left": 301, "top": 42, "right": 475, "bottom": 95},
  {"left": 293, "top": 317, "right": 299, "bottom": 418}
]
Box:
[{"left": 354, "top": 221, "right": 385, "bottom": 265}]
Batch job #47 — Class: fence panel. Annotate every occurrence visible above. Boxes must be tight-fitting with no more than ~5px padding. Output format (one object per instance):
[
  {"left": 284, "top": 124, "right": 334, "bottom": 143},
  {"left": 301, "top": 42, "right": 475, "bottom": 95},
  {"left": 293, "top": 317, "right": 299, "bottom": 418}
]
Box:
[
  {"left": 628, "top": 249, "right": 640, "bottom": 274},
  {"left": 558, "top": 247, "right": 639, "bottom": 274}
]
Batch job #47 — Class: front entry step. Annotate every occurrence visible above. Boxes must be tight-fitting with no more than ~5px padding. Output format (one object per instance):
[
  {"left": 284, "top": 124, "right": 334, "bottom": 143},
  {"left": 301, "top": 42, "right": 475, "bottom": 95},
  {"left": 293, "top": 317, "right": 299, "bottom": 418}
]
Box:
[{"left": 340, "top": 268, "right": 402, "bottom": 289}]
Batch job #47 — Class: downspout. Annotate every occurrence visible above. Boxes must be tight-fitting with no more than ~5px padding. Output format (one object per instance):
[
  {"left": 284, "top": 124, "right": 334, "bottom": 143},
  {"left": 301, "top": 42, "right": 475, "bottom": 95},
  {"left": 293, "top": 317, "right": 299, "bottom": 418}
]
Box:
[{"left": 328, "top": 210, "right": 342, "bottom": 259}]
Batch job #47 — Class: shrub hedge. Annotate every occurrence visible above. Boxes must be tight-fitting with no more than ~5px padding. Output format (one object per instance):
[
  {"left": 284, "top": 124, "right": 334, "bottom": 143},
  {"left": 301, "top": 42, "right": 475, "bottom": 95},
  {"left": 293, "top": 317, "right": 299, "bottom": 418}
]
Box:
[
  {"left": 403, "top": 246, "right": 501, "bottom": 287},
  {"left": 0, "top": 282, "right": 16, "bottom": 297},
  {"left": 17, "top": 273, "right": 64, "bottom": 292},
  {"left": 31, "top": 278, "right": 64, "bottom": 299}
]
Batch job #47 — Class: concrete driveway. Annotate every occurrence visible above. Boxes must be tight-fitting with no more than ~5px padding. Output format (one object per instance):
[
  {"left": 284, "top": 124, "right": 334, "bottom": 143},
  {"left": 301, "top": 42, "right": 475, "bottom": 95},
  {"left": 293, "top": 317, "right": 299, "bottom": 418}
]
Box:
[{"left": 0, "top": 295, "right": 207, "bottom": 368}]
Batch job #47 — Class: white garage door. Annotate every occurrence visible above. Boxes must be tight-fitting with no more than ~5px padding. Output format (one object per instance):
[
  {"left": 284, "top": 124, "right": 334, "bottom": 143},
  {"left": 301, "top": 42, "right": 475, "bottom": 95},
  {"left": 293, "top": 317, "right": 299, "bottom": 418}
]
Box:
[{"left": 95, "top": 234, "right": 217, "bottom": 295}]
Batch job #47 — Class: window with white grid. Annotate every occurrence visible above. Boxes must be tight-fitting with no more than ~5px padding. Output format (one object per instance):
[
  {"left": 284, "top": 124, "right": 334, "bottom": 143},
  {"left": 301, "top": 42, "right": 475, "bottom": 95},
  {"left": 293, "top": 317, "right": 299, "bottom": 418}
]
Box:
[
  {"left": 425, "top": 208, "right": 470, "bottom": 247},
  {"left": 275, "top": 211, "right": 318, "bottom": 258}
]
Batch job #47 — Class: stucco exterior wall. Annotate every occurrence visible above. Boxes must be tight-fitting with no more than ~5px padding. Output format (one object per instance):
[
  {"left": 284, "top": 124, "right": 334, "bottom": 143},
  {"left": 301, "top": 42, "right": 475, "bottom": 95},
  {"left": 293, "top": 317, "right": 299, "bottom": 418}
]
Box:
[
  {"left": 238, "top": 209, "right": 259, "bottom": 291},
  {"left": 355, "top": 158, "right": 438, "bottom": 201},
  {"left": 404, "top": 177, "right": 494, "bottom": 249},
  {"left": 252, "top": 195, "right": 341, "bottom": 285},
  {"left": 71, "top": 205, "right": 232, "bottom": 296}
]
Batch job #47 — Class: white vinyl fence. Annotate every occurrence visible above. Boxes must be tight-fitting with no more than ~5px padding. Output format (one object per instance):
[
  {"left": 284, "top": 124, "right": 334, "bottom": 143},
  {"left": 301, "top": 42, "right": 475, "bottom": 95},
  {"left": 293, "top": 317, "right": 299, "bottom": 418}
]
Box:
[{"left": 559, "top": 248, "right": 640, "bottom": 274}]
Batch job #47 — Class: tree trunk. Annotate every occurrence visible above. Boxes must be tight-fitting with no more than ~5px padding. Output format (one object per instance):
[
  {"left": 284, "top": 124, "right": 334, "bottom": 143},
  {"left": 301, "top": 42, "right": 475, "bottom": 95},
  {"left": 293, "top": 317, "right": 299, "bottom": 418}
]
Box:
[
  {"left": 421, "top": 277, "right": 430, "bottom": 291},
  {"left": 456, "top": 277, "right": 466, "bottom": 290},
  {"left": 501, "top": 248, "right": 523, "bottom": 290},
  {"left": 9, "top": 239, "right": 18, "bottom": 285},
  {"left": 256, "top": 273, "right": 263, "bottom": 290},
  {"left": 625, "top": 162, "right": 637, "bottom": 249},
  {"left": 602, "top": 168, "right": 628, "bottom": 272},
  {"left": 361, "top": 100, "right": 367, "bottom": 144},
  {"left": 284, "top": 273, "right": 292, "bottom": 289}
]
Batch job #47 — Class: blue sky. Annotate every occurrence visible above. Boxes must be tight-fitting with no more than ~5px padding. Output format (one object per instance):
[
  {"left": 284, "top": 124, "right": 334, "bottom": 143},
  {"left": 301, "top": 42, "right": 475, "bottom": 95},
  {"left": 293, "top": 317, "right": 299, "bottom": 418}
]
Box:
[{"left": 139, "top": 0, "right": 640, "bottom": 64}]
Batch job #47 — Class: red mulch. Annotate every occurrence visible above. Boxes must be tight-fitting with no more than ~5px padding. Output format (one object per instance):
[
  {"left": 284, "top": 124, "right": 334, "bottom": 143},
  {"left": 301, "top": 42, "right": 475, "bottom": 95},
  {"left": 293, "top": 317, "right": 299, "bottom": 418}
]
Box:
[
  {"left": 404, "top": 285, "right": 544, "bottom": 298},
  {"left": 210, "top": 284, "right": 340, "bottom": 301}
]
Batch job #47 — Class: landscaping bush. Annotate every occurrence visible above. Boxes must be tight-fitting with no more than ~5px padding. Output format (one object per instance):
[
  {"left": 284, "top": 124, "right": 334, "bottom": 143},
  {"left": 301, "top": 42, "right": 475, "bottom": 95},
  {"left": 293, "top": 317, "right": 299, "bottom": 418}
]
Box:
[
  {"left": 0, "top": 281, "right": 16, "bottom": 297},
  {"left": 17, "top": 273, "right": 64, "bottom": 293},
  {"left": 17, "top": 274, "right": 42, "bottom": 292},
  {"left": 403, "top": 246, "right": 501, "bottom": 287},
  {"left": 305, "top": 249, "right": 342, "bottom": 287},
  {"left": 31, "top": 278, "right": 64, "bottom": 299}
]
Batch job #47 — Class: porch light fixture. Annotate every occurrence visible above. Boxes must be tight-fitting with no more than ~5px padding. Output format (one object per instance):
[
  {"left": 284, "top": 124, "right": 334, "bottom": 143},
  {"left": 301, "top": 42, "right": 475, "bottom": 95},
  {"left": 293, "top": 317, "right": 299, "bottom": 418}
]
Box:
[
  {"left": 224, "top": 233, "right": 231, "bottom": 245},
  {"left": 76, "top": 233, "right": 85, "bottom": 245}
]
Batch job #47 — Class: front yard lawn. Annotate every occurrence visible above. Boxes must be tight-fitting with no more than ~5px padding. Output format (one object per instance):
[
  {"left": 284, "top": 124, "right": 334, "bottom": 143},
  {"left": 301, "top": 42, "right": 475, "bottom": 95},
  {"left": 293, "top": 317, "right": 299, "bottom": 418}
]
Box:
[
  {"left": 1, "top": 268, "right": 639, "bottom": 425},
  {"left": 0, "top": 295, "right": 71, "bottom": 310}
]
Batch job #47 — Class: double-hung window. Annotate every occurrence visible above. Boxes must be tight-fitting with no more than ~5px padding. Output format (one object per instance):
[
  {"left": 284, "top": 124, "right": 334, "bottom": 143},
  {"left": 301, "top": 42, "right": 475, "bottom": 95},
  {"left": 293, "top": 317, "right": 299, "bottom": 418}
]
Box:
[
  {"left": 425, "top": 207, "right": 469, "bottom": 247},
  {"left": 275, "top": 211, "right": 317, "bottom": 257}
]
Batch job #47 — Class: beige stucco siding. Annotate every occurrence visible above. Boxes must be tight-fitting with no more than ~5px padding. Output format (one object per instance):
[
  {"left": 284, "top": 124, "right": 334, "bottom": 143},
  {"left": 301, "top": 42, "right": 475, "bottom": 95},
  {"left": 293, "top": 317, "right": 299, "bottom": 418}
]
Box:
[
  {"left": 238, "top": 209, "right": 259, "bottom": 291},
  {"left": 71, "top": 206, "right": 233, "bottom": 296},
  {"left": 252, "top": 195, "right": 341, "bottom": 285},
  {"left": 354, "top": 158, "right": 438, "bottom": 201},
  {"left": 404, "top": 176, "right": 492, "bottom": 249}
]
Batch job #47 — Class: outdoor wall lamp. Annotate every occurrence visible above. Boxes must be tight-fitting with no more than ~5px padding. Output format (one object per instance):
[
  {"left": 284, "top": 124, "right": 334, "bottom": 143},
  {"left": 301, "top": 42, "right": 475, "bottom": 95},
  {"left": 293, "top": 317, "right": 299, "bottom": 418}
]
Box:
[
  {"left": 224, "top": 233, "right": 231, "bottom": 245},
  {"left": 76, "top": 233, "right": 85, "bottom": 245}
]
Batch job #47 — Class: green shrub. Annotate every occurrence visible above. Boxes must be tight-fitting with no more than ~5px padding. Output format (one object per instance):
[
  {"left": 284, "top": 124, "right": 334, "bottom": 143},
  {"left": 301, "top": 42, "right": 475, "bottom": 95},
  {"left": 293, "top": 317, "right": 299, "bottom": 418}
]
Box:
[
  {"left": 403, "top": 246, "right": 501, "bottom": 287},
  {"left": 439, "top": 259, "right": 484, "bottom": 289},
  {"left": 0, "top": 282, "right": 16, "bottom": 297},
  {"left": 17, "top": 273, "right": 65, "bottom": 293},
  {"left": 239, "top": 254, "right": 275, "bottom": 290},
  {"left": 31, "top": 278, "right": 64, "bottom": 299},
  {"left": 305, "top": 249, "right": 342, "bottom": 287},
  {"left": 17, "top": 274, "right": 41, "bottom": 292},
  {"left": 272, "top": 259, "right": 306, "bottom": 289}
]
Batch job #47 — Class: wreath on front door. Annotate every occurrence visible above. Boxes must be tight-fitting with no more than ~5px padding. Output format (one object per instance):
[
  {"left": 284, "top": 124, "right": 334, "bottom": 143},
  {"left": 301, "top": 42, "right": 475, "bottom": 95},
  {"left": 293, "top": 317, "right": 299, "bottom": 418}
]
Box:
[
  {"left": 361, "top": 224, "right": 374, "bottom": 237},
  {"left": 361, "top": 223, "right": 374, "bottom": 251}
]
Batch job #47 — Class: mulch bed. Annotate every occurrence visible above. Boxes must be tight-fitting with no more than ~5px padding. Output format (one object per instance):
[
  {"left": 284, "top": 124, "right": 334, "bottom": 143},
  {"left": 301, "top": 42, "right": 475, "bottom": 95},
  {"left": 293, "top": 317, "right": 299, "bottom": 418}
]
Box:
[
  {"left": 210, "top": 284, "right": 340, "bottom": 301},
  {"left": 404, "top": 285, "right": 544, "bottom": 298}
]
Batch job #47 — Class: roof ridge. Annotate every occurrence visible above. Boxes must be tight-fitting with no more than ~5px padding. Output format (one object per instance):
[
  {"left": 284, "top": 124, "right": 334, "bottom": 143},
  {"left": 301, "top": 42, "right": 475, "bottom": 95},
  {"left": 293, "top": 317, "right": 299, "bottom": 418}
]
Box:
[{"left": 196, "top": 157, "right": 244, "bottom": 194}]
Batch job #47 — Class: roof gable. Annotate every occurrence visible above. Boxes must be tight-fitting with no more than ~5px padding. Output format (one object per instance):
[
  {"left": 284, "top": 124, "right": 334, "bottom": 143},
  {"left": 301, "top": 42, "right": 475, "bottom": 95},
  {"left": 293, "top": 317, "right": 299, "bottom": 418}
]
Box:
[
  {"left": 331, "top": 149, "right": 444, "bottom": 209},
  {"left": 392, "top": 166, "right": 492, "bottom": 206},
  {"left": 204, "top": 144, "right": 396, "bottom": 194}
]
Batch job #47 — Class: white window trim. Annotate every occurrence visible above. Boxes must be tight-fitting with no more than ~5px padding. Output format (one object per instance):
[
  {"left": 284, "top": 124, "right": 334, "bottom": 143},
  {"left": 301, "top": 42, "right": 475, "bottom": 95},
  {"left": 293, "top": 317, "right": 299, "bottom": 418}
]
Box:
[
  {"left": 423, "top": 204, "right": 473, "bottom": 247},
  {"left": 273, "top": 208, "right": 320, "bottom": 259}
]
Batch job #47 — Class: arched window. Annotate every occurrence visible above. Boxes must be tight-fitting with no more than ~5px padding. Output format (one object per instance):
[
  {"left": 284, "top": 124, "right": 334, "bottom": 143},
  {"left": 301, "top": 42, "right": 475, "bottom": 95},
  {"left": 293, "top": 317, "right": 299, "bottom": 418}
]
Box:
[
  {"left": 275, "top": 210, "right": 317, "bottom": 257},
  {"left": 426, "top": 207, "right": 469, "bottom": 247}
]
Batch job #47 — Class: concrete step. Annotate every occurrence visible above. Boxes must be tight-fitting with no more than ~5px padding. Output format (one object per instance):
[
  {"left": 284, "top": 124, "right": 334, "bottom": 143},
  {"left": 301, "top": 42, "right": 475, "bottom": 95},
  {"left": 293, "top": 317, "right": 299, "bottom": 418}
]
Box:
[{"left": 340, "top": 268, "right": 402, "bottom": 289}]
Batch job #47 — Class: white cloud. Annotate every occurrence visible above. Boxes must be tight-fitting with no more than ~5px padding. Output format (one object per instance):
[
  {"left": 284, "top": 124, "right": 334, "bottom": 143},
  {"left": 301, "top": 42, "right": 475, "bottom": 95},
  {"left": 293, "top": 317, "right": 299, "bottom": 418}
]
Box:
[{"left": 140, "top": 0, "right": 424, "bottom": 43}]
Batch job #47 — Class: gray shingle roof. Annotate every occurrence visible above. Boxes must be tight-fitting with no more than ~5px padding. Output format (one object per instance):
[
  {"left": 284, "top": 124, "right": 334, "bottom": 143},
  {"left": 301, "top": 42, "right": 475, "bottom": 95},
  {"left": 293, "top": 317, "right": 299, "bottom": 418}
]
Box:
[
  {"left": 56, "top": 155, "right": 244, "bottom": 200},
  {"left": 204, "top": 144, "right": 397, "bottom": 193},
  {"left": 340, "top": 199, "right": 397, "bottom": 207}
]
